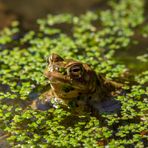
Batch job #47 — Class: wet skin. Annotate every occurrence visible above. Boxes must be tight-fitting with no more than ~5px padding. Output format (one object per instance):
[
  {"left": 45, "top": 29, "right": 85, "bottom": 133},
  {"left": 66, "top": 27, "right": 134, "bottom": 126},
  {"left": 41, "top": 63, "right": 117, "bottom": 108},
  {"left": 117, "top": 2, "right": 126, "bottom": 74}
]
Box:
[{"left": 31, "top": 53, "right": 123, "bottom": 114}]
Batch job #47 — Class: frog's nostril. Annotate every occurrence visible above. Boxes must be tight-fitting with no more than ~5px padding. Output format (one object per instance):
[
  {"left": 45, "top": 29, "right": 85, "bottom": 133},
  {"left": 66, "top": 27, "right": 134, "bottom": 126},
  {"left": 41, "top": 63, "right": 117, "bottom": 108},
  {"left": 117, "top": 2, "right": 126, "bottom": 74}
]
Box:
[{"left": 55, "top": 67, "right": 59, "bottom": 71}]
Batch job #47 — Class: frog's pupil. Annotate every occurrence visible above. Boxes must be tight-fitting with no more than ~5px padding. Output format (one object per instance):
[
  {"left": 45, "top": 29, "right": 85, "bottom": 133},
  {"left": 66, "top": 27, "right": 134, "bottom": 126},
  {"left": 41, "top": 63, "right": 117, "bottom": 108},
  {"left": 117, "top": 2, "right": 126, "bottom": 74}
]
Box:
[
  {"left": 72, "top": 68, "right": 80, "bottom": 72},
  {"left": 71, "top": 66, "right": 81, "bottom": 73}
]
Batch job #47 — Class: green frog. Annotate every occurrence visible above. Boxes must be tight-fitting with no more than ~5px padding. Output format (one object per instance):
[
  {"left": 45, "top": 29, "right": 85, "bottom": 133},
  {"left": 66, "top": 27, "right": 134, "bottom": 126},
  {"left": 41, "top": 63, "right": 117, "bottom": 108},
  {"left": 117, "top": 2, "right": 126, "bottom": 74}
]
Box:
[{"left": 31, "top": 53, "right": 123, "bottom": 114}]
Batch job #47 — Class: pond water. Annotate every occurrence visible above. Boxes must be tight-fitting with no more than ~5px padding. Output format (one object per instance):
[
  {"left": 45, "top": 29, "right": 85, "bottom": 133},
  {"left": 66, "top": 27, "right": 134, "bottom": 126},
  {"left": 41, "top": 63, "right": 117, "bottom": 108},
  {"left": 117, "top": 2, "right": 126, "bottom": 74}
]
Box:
[
  {"left": 0, "top": 0, "right": 147, "bottom": 147},
  {"left": 1, "top": 0, "right": 147, "bottom": 74}
]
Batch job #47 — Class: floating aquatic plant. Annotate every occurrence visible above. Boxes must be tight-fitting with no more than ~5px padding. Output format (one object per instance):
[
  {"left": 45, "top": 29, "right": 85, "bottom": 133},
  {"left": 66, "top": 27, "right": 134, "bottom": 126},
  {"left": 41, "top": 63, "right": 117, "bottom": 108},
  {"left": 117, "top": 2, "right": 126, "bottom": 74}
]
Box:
[{"left": 0, "top": 0, "right": 147, "bottom": 147}]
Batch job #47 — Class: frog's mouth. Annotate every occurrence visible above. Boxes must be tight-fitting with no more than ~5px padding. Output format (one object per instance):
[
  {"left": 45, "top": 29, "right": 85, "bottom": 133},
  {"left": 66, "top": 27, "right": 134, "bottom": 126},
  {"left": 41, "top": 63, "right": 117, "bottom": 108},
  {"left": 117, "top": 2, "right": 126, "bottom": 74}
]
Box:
[
  {"left": 45, "top": 72, "right": 82, "bottom": 98},
  {"left": 45, "top": 71, "right": 71, "bottom": 83},
  {"left": 45, "top": 71, "right": 93, "bottom": 93}
]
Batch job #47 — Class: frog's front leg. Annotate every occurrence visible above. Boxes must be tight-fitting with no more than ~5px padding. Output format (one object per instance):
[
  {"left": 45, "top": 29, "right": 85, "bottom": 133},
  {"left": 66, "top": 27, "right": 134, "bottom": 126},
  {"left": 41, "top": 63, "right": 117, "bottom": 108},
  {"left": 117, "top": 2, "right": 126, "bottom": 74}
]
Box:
[
  {"left": 31, "top": 91, "right": 53, "bottom": 110},
  {"left": 105, "top": 80, "right": 123, "bottom": 90}
]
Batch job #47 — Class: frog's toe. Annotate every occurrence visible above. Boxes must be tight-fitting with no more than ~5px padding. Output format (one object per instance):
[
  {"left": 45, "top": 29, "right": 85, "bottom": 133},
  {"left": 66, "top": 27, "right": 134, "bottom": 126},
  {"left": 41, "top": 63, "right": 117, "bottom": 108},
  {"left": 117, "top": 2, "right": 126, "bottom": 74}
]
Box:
[
  {"left": 91, "top": 98, "right": 121, "bottom": 114},
  {"left": 37, "top": 102, "right": 52, "bottom": 110},
  {"left": 101, "top": 99, "right": 121, "bottom": 113},
  {"left": 31, "top": 99, "right": 52, "bottom": 110}
]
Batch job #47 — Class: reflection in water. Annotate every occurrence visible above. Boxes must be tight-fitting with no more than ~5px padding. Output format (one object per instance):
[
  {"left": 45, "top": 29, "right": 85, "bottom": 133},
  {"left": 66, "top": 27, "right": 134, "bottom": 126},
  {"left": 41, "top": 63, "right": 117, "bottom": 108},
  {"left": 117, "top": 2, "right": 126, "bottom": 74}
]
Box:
[{"left": 0, "top": 0, "right": 106, "bottom": 29}]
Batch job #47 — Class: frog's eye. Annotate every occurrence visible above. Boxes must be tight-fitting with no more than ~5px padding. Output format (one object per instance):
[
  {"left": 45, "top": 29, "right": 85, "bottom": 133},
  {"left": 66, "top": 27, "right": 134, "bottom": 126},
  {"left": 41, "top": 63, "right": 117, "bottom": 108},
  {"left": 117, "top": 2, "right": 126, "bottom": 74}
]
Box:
[{"left": 69, "top": 65, "right": 83, "bottom": 76}]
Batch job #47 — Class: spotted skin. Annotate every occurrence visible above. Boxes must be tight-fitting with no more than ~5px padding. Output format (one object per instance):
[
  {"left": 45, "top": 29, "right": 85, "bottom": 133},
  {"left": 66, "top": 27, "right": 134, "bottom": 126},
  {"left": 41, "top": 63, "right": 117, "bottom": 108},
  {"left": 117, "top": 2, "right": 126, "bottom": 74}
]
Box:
[{"left": 31, "top": 54, "right": 123, "bottom": 114}]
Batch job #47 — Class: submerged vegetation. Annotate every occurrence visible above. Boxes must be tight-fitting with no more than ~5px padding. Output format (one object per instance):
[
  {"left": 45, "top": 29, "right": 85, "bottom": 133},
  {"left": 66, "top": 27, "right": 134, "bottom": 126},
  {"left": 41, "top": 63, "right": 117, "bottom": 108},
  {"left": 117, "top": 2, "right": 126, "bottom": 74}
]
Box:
[{"left": 0, "top": 0, "right": 147, "bottom": 147}]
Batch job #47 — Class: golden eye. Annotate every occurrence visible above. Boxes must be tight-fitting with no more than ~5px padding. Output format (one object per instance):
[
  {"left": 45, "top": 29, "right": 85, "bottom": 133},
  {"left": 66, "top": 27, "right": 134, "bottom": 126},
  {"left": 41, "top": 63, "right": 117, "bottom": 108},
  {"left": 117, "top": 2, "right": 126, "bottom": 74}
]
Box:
[{"left": 70, "top": 65, "right": 82, "bottom": 76}]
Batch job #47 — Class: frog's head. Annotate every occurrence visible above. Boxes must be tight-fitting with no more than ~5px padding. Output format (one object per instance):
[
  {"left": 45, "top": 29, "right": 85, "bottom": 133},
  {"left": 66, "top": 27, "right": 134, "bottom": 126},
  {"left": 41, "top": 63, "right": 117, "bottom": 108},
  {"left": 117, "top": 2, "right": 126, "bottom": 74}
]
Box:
[{"left": 44, "top": 53, "right": 98, "bottom": 99}]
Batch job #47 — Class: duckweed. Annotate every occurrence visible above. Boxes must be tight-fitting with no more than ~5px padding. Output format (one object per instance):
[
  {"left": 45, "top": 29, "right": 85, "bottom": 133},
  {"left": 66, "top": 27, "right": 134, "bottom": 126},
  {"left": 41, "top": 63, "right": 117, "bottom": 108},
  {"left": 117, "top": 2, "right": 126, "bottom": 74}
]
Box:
[{"left": 0, "top": 0, "right": 147, "bottom": 147}]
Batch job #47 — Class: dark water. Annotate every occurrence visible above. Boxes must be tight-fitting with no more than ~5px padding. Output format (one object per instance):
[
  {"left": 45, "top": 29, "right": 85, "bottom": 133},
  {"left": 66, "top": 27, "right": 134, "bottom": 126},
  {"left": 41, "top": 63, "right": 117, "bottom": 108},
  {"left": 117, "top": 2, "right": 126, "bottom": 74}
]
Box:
[
  {"left": 0, "top": 0, "right": 106, "bottom": 29},
  {"left": 0, "top": 0, "right": 147, "bottom": 146},
  {"left": 115, "top": 33, "right": 148, "bottom": 74},
  {"left": 1, "top": 0, "right": 147, "bottom": 73}
]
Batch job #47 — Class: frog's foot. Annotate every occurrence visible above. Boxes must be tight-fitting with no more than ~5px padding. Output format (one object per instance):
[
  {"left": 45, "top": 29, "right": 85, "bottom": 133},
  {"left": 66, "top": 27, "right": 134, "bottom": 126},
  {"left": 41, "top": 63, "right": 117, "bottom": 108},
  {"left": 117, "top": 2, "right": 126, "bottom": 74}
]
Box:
[
  {"left": 31, "top": 99, "right": 52, "bottom": 110},
  {"left": 90, "top": 98, "right": 121, "bottom": 114}
]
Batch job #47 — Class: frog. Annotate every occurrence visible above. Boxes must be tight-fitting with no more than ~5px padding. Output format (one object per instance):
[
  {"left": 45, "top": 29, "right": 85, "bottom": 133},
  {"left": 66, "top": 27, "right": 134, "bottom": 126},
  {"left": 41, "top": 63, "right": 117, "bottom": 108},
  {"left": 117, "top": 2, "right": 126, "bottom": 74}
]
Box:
[{"left": 31, "top": 53, "right": 123, "bottom": 114}]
